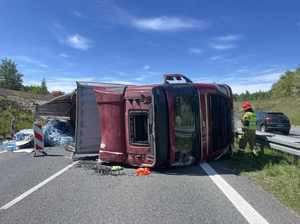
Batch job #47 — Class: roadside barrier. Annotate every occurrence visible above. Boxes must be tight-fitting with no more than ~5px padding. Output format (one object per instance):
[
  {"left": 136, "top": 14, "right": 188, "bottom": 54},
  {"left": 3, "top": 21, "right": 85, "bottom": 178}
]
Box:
[
  {"left": 236, "top": 129, "right": 300, "bottom": 163},
  {"left": 33, "top": 121, "right": 47, "bottom": 156}
]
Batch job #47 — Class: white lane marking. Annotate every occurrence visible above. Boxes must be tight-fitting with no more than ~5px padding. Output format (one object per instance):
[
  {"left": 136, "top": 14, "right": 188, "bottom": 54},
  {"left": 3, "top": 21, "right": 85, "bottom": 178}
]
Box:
[
  {"left": 0, "top": 161, "right": 79, "bottom": 210},
  {"left": 200, "top": 162, "right": 270, "bottom": 224},
  {"left": 0, "top": 150, "right": 7, "bottom": 154}
]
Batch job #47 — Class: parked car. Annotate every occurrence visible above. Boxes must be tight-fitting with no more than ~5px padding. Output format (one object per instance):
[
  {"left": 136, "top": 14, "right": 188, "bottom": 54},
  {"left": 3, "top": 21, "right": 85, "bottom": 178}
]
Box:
[{"left": 256, "top": 112, "right": 291, "bottom": 135}]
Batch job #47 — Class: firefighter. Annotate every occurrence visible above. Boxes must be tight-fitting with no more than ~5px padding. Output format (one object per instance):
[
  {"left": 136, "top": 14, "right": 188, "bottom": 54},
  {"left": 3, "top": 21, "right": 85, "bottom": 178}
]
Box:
[{"left": 239, "top": 101, "right": 258, "bottom": 155}]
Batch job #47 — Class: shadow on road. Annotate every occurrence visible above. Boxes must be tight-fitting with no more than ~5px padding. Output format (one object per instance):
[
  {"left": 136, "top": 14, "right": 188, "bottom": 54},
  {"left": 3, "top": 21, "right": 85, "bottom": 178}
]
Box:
[
  {"left": 34, "top": 154, "right": 65, "bottom": 157},
  {"left": 154, "top": 166, "right": 207, "bottom": 176}
]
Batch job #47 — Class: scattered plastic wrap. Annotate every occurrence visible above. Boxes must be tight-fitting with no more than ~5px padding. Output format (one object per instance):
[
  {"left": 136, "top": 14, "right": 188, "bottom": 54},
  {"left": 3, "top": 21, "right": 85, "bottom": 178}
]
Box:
[
  {"left": 43, "top": 119, "right": 74, "bottom": 147},
  {"left": 2, "top": 129, "right": 34, "bottom": 151},
  {"left": 15, "top": 129, "right": 34, "bottom": 142},
  {"left": 2, "top": 141, "right": 16, "bottom": 151}
]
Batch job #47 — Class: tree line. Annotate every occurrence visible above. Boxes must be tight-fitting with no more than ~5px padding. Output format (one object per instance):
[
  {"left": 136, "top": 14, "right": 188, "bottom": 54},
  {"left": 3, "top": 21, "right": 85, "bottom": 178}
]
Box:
[
  {"left": 235, "top": 67, "right": 300, "bottom": 101},
  {"left": 0, "top": 58, "right": 49, "bottom": 95}
]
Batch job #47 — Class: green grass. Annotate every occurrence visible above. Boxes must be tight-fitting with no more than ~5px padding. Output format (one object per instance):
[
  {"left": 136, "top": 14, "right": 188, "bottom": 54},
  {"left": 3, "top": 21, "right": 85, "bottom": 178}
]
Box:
[
  {"left": 234, "top": 96, "right": 300, "bottom": 125},
  {"left": 225, "top": 146, "right": 300, "bottom": 214}
]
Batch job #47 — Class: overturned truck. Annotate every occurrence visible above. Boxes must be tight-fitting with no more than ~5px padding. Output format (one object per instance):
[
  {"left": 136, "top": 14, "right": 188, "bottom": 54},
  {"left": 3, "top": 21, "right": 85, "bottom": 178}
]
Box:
[{"left": 36, "top": 74, "right": 234, "bottom": 167}]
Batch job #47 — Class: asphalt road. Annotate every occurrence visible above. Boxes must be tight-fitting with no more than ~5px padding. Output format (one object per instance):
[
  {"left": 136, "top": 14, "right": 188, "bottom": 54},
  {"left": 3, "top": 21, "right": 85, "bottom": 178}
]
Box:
[{"left": 0, "top": 148, "right": 299, "bottom": 224}]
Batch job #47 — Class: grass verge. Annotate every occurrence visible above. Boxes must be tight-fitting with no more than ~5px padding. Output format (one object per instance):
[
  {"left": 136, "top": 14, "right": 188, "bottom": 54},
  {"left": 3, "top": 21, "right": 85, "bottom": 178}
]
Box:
[{"left": 225, "top": 147, "right": 300, "bottom": 214}]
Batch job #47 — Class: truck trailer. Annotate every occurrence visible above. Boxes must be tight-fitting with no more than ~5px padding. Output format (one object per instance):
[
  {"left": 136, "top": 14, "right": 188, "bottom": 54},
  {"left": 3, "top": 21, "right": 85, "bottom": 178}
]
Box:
[{"left": 36, "top": 74, "right": 234, "bottom": 167}]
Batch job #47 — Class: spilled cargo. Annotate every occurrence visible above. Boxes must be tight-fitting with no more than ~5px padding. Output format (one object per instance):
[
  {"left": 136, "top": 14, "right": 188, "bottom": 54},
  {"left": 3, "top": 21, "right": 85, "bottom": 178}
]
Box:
[{"left": 36, "top": 74, "right": 234, "bottom": 167}]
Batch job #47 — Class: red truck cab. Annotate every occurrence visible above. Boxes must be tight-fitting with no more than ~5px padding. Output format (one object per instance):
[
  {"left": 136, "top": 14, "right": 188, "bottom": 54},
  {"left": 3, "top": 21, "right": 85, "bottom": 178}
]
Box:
[{"left": 93, "top": 74, "right": 233, "bottom": 167}]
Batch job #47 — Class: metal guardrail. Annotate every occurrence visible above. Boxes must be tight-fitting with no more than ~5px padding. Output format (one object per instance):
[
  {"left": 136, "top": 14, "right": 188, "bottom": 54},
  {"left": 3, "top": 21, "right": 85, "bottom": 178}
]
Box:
[{"left": 235, "top": 129, "right": 300, "bottom": 158}]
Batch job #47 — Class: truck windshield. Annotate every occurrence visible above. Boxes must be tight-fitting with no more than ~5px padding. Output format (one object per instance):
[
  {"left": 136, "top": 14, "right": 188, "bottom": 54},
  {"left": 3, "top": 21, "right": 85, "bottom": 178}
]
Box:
[{"left": 174, "top": 94, "right": 195, "bottom": 164}]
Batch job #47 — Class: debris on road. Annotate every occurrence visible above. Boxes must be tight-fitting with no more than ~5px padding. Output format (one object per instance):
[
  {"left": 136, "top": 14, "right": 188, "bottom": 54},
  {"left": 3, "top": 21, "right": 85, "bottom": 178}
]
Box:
[
  {"left": 75, "top": 161, "right": 127, "bottom": 176},
  {"left": 135, "top": 167, "right": 151, "bottom": 176},
  {"left": 2, "top": 129, "right": 34, "bottom": 151},
  {"left": 64, "top": 144, "right": 75, "bottom": 152},
  {"left": 2, "top": 140, "right": 16, "bottom": 151},
  {"left": 111, "top": 166, "right": 123, "bottom": 171}
]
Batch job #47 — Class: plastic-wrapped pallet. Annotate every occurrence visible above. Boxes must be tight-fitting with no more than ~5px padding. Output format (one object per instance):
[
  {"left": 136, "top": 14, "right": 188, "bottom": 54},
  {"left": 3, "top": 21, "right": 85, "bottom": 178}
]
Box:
[{"left": 43, "top": 119, "right": 74, "bottom": 147}]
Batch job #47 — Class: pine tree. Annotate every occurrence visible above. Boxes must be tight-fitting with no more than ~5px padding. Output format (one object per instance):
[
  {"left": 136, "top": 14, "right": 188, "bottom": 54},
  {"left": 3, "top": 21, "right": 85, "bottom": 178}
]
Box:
[
  {"left": 41, "top": 78, "right": 49, "bottom": 94},
  {"left": 0, "top": 58, "right": 23, "bottom": 90}
]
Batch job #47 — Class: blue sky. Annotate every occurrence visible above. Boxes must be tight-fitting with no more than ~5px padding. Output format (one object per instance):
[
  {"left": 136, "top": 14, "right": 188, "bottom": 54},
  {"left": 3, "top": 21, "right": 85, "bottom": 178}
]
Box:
[{"left": 1, "top": 0, "right": 300, "bottom": 93}]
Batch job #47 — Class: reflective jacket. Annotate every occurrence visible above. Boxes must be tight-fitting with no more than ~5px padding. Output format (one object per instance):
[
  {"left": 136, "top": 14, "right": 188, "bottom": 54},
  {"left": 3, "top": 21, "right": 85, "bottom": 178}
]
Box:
[{"left": 242, "top": 111, "right": 256, "bottom": 130}]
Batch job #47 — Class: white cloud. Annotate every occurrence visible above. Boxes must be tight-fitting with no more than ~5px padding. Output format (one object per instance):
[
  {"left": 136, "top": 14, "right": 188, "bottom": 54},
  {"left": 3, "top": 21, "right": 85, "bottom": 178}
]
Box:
[
  {"left": 211, "top": 34, "right": 242, "bottom": 51},
  {"left": 25, "top": 76, "right": 97, "bottom": 93},
  {"left": 209, "top": 54, "right": 240, "bottom": 64},
  {"left": 133, "top": 76, "right": 146, "bottom": 81},
  {"left": 54, "top": 77, "right": 95, "bottom": 82},
  {"left": 210, "top": 55, "right": 224, "bottom": 61},
  {"left": 51, "top": 22, "right": 93, "bottom": 50},
  {"left": 97, "top": 2, "right": 209, "bottom": 32},
  {"left": 59, "top": 53, "right": 69, "bottom": 58},
  {"left": 47, "top": 77, "right": 95, "bottom": 93},
  {"left": 253, "top": 72, "right": 282, "bottom": 82},
  {"left": 211, "top": 43, "right": 237, "bottom": 50},
  {"left": 99, "top": 75, "right": 135, "bottom": 84},
  {"left": 143, "top": 65, "right": 150, "bottom": 70},
  {"left": 215, "top": 34, "right": 242, "bottom": 42},
  {"left": 73, "top": 10, "right": 82, "bottom": 17},
  {"left": 188, "top": 48, "right": 203, "bottom": 55},
  {"left": 132, "top": 16, "right": 208, "bottom": 31},
  {"left": 194, "top": 69, "right": 284, "bottom": 94},
  {"left": 257, "top": 68, "right": 277, "bottom": 74},
  {"left": 108, "top": 80, "right": 134, "bottom": 85},
  {"left": 194, "top": 65, "right": 290, "bottom": 94},
  {"left": 230, "top": 83, "right": 273, "bottom": 94},
  {"left": 15, "top": 56, "right": 48, "bottom": 68},
  {"left": 236, "top": 68, "right": 249, "bottom": 73},
  {"left": 66, "top": 34, "right": 92, "bottom": 50},
  {"left": 224, "top": 71, "right": 283, "bottom": 94}
]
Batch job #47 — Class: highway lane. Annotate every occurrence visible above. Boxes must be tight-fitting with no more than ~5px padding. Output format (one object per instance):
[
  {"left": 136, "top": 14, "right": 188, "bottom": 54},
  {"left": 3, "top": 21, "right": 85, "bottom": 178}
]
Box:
[
  {"left": 0, "top": 147, "right": 72, "bottom": 207},
  {"left": 0, "top": 164, "right": 248, "bottom": 224},
  {"left": 0, "top": 150, "right": 299, "bottom": 224}
]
